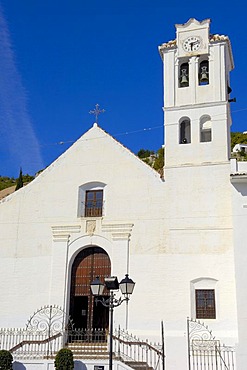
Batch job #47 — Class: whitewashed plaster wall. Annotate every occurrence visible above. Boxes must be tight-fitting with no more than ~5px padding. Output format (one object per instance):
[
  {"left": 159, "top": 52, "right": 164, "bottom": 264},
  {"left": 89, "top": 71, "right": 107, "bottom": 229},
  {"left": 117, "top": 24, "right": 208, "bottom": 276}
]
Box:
[
  {"left": 0, "top": 124, "right": 164, "bottom": 328},
  {"left": 164, "top": 104, "right": 230, "bottom": 167},
  {"left": 0, "top": 123, "right": 239, "bottom": 370},
  {"left": 231, "top": 176, "right": 247, "bottom": 369}
]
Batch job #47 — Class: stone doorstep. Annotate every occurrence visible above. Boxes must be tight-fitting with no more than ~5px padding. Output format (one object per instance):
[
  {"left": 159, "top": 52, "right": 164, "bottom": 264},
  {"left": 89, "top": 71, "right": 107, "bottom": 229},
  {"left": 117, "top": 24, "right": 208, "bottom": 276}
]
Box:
[
  {"left": 66, "top": 343, "right": 109, "bottom": 358},
  {"left": 67, "top": 344, "right": 107, "bottom": 345},
  {"left": 70, "top": 355, "right": 109, "bottom": 360},
  {"left": 67, "top": 340, "right": 107, "bottom": 348},
  {"left": 124, "top": 362, "right": 153, "bottom": 370},
  {"left": 68, "top": 352, "right": 109, "bottom": 357},
  {"left": 66, "top": 346, "right": 108, "bottom": 353},
  {"left": 67, "top": 345, "right": 108, "bottom": 352}
]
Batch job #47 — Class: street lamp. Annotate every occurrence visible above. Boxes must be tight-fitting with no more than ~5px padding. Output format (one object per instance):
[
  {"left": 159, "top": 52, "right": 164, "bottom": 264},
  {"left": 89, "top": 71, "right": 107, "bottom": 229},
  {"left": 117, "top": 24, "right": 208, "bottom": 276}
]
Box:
[{"left": 90, "top": 274, "right": 135, "bottom": 370}]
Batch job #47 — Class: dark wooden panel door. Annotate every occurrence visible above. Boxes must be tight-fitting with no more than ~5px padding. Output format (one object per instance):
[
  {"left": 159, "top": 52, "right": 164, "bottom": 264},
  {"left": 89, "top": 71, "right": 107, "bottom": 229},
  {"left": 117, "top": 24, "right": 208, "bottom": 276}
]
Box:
[{"left": 69, "top": 247, "right": 111, "bottom": 330}]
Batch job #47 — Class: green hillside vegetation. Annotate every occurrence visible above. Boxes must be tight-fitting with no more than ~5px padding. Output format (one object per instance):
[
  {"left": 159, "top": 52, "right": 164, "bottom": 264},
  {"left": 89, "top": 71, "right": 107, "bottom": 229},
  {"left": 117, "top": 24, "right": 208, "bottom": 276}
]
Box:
[
  {"left": 231, "top": 132, "right": 247, "bottom": 149},
  {"left": 230, "top": 132, "right": 247, "bottom": 161},
  {"left": 137, "top": 147, "right": 164, "bottom": 175},
  {"left": 0, "top": 174, "right": 34, "bottom": 191}
]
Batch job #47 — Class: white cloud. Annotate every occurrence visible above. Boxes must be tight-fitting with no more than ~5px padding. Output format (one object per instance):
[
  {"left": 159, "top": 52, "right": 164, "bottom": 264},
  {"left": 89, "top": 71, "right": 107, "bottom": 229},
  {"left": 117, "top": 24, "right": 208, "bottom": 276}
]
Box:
[{"left": 0, "top": 5, "right": 44, "bottom": 176}]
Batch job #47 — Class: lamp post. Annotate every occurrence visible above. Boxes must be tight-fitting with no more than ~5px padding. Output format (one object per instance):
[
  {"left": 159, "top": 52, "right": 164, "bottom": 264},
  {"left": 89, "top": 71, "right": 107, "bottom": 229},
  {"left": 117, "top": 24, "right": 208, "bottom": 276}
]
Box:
[{"left": 90, "top": 274, "right": 135, "bottom": 370}]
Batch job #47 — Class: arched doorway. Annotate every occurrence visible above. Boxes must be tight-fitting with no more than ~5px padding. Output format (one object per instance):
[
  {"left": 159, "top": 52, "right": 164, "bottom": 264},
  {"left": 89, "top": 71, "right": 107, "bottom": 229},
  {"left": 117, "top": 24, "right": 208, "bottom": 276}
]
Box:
[{"left": 69, "top": 246, "right": 111, "bottom": 330}]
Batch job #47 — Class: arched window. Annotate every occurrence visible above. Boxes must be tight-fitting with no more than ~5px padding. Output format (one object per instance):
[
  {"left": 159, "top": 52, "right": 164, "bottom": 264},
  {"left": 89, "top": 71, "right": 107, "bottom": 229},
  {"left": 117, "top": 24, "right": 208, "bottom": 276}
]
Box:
[
  {"left": 198, "top": 60, "right": 209, "bottom": 85},
  {"left": 78, "top": 181, "right": 106, "bottom": 217},
  {"left": 179, "top": 62, "right": 189, "bottom": 88},
  {"left": 179, "top": 118, "right": 191, "bottom": 144},
  {"left": 200, "top": 115, "right": 212, "bottom": 142}
]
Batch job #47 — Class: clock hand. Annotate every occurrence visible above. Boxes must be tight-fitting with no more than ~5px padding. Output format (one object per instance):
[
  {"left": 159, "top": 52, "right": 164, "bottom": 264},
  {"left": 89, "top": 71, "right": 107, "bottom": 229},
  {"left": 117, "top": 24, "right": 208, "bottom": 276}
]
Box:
[{"left": 190, "top": 40, "right": 199, "bottom": 51}]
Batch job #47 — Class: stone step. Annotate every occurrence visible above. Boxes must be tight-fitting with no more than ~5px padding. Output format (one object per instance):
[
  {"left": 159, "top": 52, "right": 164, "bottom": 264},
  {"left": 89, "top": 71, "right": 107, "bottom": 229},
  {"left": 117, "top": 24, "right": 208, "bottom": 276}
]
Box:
[
  {"left": 67, "top": 342, "right": 107, "bottom": 346},
  {"left": 73, "top": 354, "right": 109, "bottom": 359},
  {"left": 66, "top": 342, "right": 109, "bottom": 359},
  {"left": 67, "top": 344, "right": 108, "bottom": 349},
  {"left": 124, "top": 361, "right": 153, "bottom": 370},
  {"left": 67, "top": 345, "right": 108, "bottom": 353}
]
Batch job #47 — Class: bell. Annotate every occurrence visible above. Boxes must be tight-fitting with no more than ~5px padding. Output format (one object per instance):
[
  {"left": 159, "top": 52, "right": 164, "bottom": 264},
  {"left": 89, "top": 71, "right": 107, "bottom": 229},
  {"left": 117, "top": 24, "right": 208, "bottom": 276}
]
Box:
[
  {"left": 180, "top": 69, "right": 189, "bottom": 87},
  {"left": 199, "top": 66, "right": 209, "bottom": 84},
  {"left": 200, "top": 72, "right": 209, "bottom": 83}
]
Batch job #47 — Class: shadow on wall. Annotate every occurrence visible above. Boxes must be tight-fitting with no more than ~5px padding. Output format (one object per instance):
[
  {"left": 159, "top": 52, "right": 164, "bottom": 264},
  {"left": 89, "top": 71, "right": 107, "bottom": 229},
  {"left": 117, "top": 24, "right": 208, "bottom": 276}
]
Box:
[
  {"left": 232, "top": 183, "right": 247, "bottom": 196},
  {"left": 74, "top": 361, "right": 87, "bottom": 370},
  {"left": 12, "top": 360, "right": 87, "bottom": 369},
  {"left": 13, "top": 362, "right": 26, "bottom": 369}
]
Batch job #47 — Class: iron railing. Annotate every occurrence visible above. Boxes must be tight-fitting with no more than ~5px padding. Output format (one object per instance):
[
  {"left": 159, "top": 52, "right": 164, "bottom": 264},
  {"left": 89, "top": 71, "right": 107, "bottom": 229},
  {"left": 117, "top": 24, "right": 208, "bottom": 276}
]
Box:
[
  {"left": 81, "top": 201, "right": 105, "bottom": 217},
  {"left": 187, "top": 318, "right": 235, "bottom": 370},
  {"left": 113, "top": 327, "right": 163, "bottom": 370},
  {"left": 0, "top": 305, "right": 163, "bottom": 368},
  {"left": 67, "top": 327, "right": 107, "bottom": 343},
  {"left": 0, "top": 326, "right": 163, "bottom": 369}
]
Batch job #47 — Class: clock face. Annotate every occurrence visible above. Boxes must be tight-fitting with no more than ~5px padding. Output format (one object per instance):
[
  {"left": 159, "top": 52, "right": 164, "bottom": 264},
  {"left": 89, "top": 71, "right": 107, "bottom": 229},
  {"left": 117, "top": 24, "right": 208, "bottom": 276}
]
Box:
[{"left": 182, "top": 36, "right": 201, "bottom": 52}]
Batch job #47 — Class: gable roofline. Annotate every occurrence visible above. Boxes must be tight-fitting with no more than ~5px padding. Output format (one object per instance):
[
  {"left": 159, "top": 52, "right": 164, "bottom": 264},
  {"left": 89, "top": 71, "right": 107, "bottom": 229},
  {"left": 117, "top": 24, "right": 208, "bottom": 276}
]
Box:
[
  {"left": 35, "top": 122, "right": 164, "bottom": 183},
  {"left": 175, "top": 18, "right": 211, "bottom": 30},
  {"left": 0, "top": 123, "right": 163, "bottom": 203},
  {"left": 83, "top": 123, "right": 163, "bottom": 179}
]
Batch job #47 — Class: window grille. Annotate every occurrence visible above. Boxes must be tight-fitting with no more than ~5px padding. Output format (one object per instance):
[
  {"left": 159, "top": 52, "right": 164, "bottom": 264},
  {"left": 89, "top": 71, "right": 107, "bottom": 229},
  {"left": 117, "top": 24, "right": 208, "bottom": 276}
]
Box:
[
  {"left": 85, "top": 190, "right": 103, "bottom": 217},
  {"left": 195, "top": 289, "right": 216, "bottom": 319}
]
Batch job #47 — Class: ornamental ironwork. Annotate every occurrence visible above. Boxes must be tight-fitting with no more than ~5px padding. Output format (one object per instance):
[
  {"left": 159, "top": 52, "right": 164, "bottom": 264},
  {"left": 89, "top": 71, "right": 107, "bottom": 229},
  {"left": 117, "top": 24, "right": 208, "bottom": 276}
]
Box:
[
  {"left": 187, "top": 318, "right": 235, "bottom": 370},
  {"left": 26, "top": 305, "right": 71, "bottom": 335}
]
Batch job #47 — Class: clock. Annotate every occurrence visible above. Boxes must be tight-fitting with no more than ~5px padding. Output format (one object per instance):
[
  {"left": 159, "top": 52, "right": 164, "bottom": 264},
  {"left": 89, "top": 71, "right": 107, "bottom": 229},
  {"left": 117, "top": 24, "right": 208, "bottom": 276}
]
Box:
[{"left": 182, "top": 36, "right": 202, "bottom": 52}]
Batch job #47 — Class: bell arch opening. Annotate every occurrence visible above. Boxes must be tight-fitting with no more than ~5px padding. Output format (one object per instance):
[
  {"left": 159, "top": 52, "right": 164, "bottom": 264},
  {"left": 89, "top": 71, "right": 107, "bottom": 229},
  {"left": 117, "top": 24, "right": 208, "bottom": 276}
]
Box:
[{"left": 69, "top": 246, "right": 111, "bottom": 330}]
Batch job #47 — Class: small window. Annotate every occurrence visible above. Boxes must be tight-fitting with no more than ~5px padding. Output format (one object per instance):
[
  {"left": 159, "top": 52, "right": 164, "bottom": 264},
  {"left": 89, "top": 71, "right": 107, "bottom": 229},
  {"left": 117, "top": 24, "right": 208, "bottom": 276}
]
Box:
[
  {"left": 180, "top": 118, "right": 191, "bottom": 144},
  {"left": 195, "top": 289, "right": 216, "bottom": 319},
  {"left": 200, "top": 116, "right": 212, "bottom": 143},
  {"left": 179, "top": 62, "right": 189, "bottom": 88},
  {"left": 78, "top": 182, "right": 106, "bottom": 218},
  {"left": 198, "top": 60, "right": 209, "bottom": 85},
  {"left": 85, "top": 190, "right": 103, "bottom": 217}
]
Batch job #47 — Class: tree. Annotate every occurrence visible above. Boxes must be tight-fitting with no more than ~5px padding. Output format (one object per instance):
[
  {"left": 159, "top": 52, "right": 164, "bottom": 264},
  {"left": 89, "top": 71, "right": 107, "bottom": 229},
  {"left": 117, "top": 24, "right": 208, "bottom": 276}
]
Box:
[
  {"left": 0, "top": 350, "right": 13, "bottom": 370},
  {"left": 54, "top": 348, "right": 74, "bottom": 369},
  {"left": 15, "top": 168, "right": 23, "bottom": 191},
  {"left": 231, "top": 131, "right": 247, "bottom": 150},
  {"left": 137, "top": 149, "right": 154, "bottom": 158},
  {"left": 153, "top": 147, "right": 164, "bottom": 173}
]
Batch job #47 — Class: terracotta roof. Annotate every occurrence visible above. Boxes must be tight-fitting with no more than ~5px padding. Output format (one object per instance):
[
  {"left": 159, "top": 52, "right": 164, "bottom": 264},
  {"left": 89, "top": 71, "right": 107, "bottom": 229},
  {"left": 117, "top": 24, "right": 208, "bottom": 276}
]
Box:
[{"left": 159, "top": 34, "right": 229, "bottom": 50}]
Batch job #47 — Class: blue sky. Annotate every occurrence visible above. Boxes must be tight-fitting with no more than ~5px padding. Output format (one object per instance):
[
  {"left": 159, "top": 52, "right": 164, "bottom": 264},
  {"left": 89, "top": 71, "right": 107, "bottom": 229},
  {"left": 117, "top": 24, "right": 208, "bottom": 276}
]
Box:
[{"left": 0, "top": 0, "right": 246, "bottom": 177}]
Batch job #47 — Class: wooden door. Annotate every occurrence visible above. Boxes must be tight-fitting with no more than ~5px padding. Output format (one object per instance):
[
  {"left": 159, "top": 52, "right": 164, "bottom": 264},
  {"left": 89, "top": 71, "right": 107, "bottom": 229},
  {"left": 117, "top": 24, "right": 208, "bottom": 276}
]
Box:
[{"left": 69, "top": 246, "right": 111, "bottom": 330}]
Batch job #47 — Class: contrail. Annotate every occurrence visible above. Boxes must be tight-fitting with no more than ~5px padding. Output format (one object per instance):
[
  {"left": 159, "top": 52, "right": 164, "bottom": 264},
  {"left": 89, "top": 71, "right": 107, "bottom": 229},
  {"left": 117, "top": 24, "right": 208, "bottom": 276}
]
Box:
[{"left": 0, "top": 4, "right": 44, "bottom": 176}]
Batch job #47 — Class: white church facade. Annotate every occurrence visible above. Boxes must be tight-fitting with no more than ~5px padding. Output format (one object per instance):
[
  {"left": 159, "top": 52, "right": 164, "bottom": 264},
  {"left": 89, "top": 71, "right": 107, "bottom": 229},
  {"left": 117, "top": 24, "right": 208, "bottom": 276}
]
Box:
[{"left": 0, "top": 18, "right": 247, "bottom": 370}]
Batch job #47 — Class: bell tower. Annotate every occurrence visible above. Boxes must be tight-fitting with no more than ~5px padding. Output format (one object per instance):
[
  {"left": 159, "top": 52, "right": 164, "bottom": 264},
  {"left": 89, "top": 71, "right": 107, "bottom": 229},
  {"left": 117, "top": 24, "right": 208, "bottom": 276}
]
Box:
[{"left": 159, "top": 18, "right": 234, "bottom": 169}]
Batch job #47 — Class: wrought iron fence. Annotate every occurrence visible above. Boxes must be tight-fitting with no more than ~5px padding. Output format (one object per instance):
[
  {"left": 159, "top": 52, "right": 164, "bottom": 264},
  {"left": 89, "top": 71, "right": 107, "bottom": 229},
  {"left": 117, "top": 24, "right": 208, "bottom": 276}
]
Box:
[
  {"left": 0, "top": 306, "right": 68, "bottom": 359},
  {"left": 0, "top": 328, "right": 64, "bottom": 359},
  {"left": 0, "top": 304, "right": 163, "bottom": 369},
  {"left": 113, "top": 327, "right": 163, "bottom": 370},
  {"left": 187, "top": 318, "right": 235, "bottom": 370},
  {"left": 67, "top": 327, "right": 107, "bottom": 343}
]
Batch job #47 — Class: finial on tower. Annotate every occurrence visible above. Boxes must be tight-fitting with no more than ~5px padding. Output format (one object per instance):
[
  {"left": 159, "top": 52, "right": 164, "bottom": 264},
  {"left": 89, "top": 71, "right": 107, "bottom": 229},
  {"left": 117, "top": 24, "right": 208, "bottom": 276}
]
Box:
[{"left": 89, "top": 104, "right": 105, "bottom": 123}]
